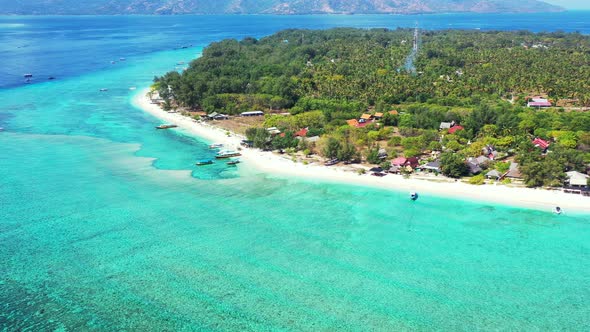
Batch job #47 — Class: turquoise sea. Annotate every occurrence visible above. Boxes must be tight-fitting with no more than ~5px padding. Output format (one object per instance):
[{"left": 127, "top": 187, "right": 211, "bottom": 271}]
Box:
[{"left": 1, "top": 13, "right": 590, "bottom": 330}]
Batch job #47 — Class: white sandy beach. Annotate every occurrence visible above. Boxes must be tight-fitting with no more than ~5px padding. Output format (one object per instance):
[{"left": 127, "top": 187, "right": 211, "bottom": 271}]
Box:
[{"left": 132, "top": 89, "right": 590, "bottom": 214}]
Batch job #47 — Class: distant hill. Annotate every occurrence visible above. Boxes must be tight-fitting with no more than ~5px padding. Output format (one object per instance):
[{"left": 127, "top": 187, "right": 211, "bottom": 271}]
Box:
[{"left": 1, "top": 0, "right": 564, "bottom": 15}]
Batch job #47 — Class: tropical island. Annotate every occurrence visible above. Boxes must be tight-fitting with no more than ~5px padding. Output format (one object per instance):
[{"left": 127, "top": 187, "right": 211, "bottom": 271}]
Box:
[{"left": 146, "top": 28, "right": 590, "bottom": 207}]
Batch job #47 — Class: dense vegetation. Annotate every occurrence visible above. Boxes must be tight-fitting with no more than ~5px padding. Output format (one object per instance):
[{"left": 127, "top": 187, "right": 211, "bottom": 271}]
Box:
[{"left": 156, "top": 28, "right": 590, "bottom": 187}]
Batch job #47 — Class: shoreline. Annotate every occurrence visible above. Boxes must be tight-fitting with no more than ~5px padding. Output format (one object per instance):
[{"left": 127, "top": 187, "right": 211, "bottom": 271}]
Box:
[{"left": 132, "top": 89, "right": 590, "bottom": 214}]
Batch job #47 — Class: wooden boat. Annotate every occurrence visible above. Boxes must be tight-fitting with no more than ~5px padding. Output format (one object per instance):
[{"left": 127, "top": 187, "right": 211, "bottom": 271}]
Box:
[
  {"left": 227, "top": 159, "right": 241, "bottom": 165},
  {"left": 215, "top": 150, "right": 241, "bottom": 159},
  {"left": 196, "top": 159, "right": 213, "bottom": 166},
  {"left": 156, "top": 124, "right": 178, "bottom": 130}
]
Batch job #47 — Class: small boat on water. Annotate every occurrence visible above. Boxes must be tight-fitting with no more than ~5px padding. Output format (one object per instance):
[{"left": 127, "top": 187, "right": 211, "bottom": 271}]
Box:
[
  {"left": 156, "top": 124, "right": 178, "bottom": 130},
  {"left": 129, "top": 86, "right": 136, "bottom": 90},
  {"left": 553, "top": 206, "right": 562, "bottom": 215},
  {"left": 196, "top": 159, "right": 213, "bottom": 166},
  {"left": 209, "top": 143, "right": 224, "bottom": 149},
  {"left": 410, "top": 192, "right": 419, "bottom": 201},
  {"left": 48, "top": 76, "right": 55, "bottom": 80},
  {"left": 227, "top": 159, "right": 241, "bottom": 165},
  {"left": 215, "top": 150, "right": 241, "bottom": 159},
  {"left": 111, "top": 61, "right": 116, "bottom": 64},
  {"left": 99, "top": 88, "right": 108, "bottom": 92},
  {"left": 24, "top": 74, "right": 33, "bottom": 78},
  {"left": 119, "top": 57, "right": 126, "bottom": 61}
]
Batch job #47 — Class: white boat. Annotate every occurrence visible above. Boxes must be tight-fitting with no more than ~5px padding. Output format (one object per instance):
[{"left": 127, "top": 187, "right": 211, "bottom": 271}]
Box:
[
  {"left": 553, "top": 206, "right": 562, "bottom": 215},
  {"left": 215, "top": 150, "right": 241, "bottom": 159},
  {"left": 129, "top": 86, "right": 137, "bottom": 90},
  {"left": 410, "top": 192, "right": 419, "bottom": 201},
  {"left": 99, "top": 88, "right": 108, "bottom": 92},
  {"left": 209, "top": 143, "right": 224, "bottom": 149}
]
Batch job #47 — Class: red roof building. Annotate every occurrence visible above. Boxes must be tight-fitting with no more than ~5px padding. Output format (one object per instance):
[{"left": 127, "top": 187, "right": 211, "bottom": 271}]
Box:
[
  {"left": 294, "top": 128, "right": 308, "bottom": 137},
  {"left": 532, "top": 137, "right": 550, "bottom": 150},
  {"left": 391, "top": 157, "right": 407, "bottom": 166},
  {"left": 448, "top": 125, "right": 464, "bottom": 134}
]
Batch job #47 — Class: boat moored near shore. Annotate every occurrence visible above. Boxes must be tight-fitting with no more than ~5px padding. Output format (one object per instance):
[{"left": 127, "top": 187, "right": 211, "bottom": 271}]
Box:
[
  {"left": 196, "top": 159, "right": 213, "bottom": 166},
  {"left": 156, "top": 124, "right": 178, "bottom": 130},
  {"left": 215, "top": 150, "right": 241, "bottom": 159}
]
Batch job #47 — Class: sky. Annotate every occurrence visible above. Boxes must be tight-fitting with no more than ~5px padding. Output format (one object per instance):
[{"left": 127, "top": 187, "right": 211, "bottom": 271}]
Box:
[{"left": 544, "top": 0, "right": 590, "bottom": 9}]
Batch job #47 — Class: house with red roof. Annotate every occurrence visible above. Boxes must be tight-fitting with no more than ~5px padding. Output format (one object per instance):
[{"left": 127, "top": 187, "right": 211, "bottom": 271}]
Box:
[
  {"left": 532, "top": 137, "right": 550, "bottom": 150},
  {"left": 391, "top": 157, "right": 407, "bottom": 167},
  {"left": 390, "top": 156, "right": 419, "bottom": 168},
  {"left": 448, "top": 125, "right": 464, "bottom": 134},
  {"left": 294, "top": 128, "right": 308, "bottom": 138}
]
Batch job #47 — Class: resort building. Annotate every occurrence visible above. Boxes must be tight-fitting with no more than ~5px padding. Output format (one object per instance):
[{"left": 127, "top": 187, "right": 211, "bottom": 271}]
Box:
[
  {"left": 420, "top": 160, "right": 441, "bottom": 173},
  {"left": 504, "top": 163, "right": 523, "bottom": 180},
  {"left": 486, "top": 170, "right": 502, "bottom": 180},
  {"left": 565, "top": 171, "right": 589, "bottom": 189}
]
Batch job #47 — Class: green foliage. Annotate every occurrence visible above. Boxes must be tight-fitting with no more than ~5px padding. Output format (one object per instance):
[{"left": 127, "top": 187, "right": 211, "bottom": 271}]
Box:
[
  {"left": 154, "top": 28, "right": 590, "bottom": 188},
  {"left": 245, "top": 128, "right": 270, "bottom": 150},
  {"left": 440, "top": 151, "right": 469, "bottom": 178},
  {"left": 337, "top": 141, "right": 357, "bottom": 162},
  {"left": 323, "top": 137, "right": 341, "bottom": 159},
  {"left": 468, "top": 174, "right": 486, "bottom": 185},
  {"left": 366, "top": 147, "right": 381, "bottom": 164},
  {"left": 495, "top": 161, "right": 511, "bottom": 173}
]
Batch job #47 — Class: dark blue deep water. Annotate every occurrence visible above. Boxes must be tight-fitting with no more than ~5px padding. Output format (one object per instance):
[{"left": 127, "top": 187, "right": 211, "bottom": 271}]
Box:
[{"left": 2, "top": 12, "right": 590, "bottom": 89}]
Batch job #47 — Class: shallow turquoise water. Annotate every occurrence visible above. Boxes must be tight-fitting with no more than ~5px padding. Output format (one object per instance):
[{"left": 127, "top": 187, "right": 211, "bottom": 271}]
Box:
[{"left": 1, "top": 16, "right": 590, "bottom": 331}]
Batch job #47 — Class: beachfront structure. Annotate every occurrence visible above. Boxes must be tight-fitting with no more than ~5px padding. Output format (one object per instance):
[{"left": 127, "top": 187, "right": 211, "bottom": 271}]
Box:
[
  {"left": 389, "top": 110, "right": 399, "bottom": 116},
  {"left": 467, "top": 161, "right": 482, "bottom": 175},
  {"left": 486, "top": 170, "right": 502, "bottom": 180},
  {"left": 565, "top": 171, "right": 589, "bottom": 188},
  {"left": 504, "top": 162, "right": 523, "bottom": 179},
  {"left": 421, "top": 160, "right": 441, "bottom": 173},
  {"left": 391, "top": 157, "right": 419, "bottom": 169},
  {"left": 374, "top": 112, "right": 384, "bottom": 120},
  {"left": 241, "top": 111, "right": 264, "bottom": 117}
]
